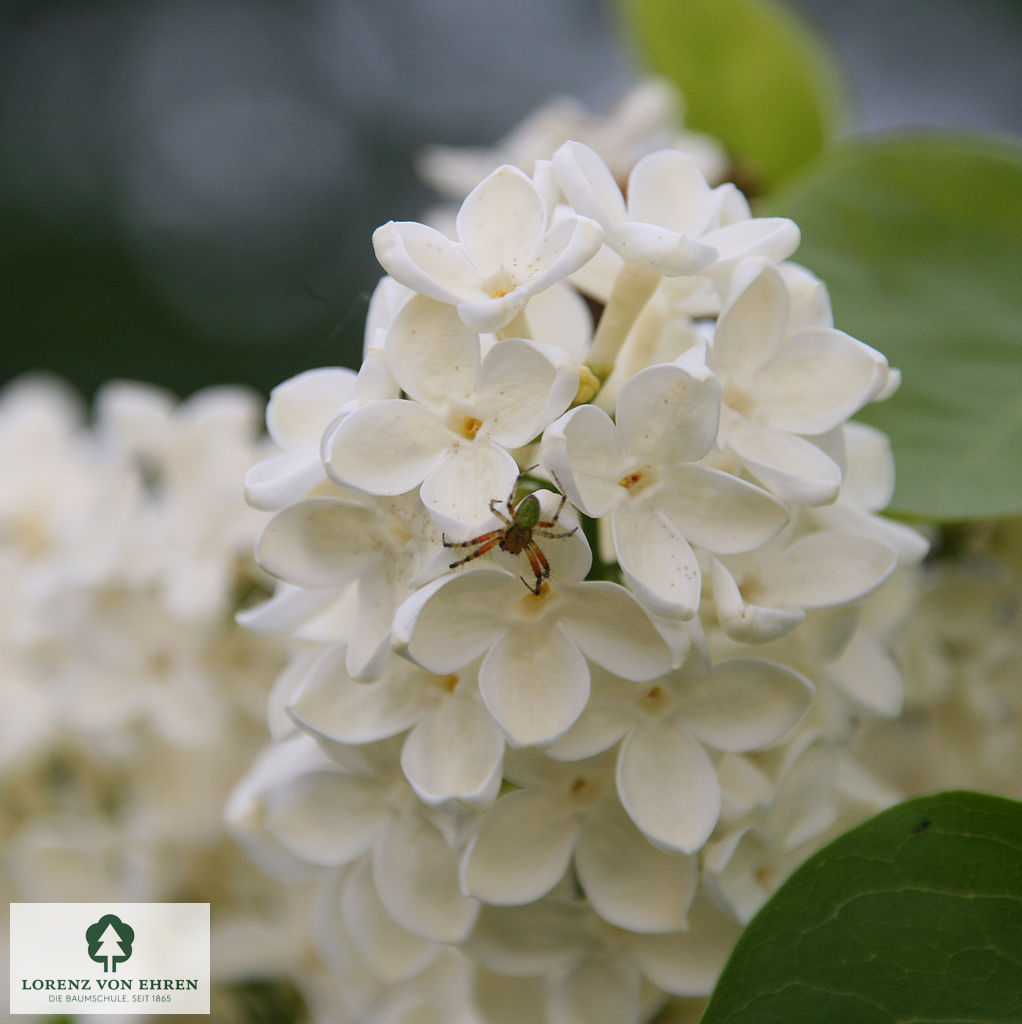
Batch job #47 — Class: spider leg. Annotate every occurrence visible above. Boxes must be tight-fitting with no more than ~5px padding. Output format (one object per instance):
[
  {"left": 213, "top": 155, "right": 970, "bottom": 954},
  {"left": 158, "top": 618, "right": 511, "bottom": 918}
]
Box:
[
  {"left": 503, "top": 464, "right": 540, "bottom": 516},
  {"left": 443, "top": 529, "right": 504, "bottom": 550},
  {"left": 518, "top": 541, "right": 550, "bottom": 595},
  {"left": 532, "top": 471, "right": 576, "bottom": 537},
  {"left": 533, "top": 525, "right": 578, "bottom": 538},
  {"left": 549, "top": 470, "right": 572, "bottom": 512},
  {"left": 489, "top": 498, "right": 513, "bottom": 526},
  {"left": 448, "top": 534, "right": 503, "bottom": 569}
]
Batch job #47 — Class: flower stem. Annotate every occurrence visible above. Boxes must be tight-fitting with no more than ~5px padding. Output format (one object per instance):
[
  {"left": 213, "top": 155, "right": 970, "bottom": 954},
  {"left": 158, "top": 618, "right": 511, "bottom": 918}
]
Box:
[{"left": 585, "top": 263, "right": 661, "bottom": 383}]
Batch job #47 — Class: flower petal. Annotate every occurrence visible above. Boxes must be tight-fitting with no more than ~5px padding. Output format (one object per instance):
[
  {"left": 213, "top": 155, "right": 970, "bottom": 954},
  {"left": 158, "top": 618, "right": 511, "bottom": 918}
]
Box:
[
  {"left": 713, "top": 259, "right": 789, "bottom": 375},
  {"left": 372, "top": 808, "right": 479, "bottom": 943},
  {"left": 616, "top": 721, "right": 720, "bottom": 854},
  {"left": 288, "top": 647, "right": 432, "bottom": 746},
  {"left": 226, "top": 736, "right": 334, "bottom": 882},
  {"left": 547, "top": 956, "right": 641, "bottom": 1024},
  {"left": 766, "top": 738, "right": 839, "bottom": 850},
  {"left": 462, "top": 901, "right": 595, "bottom": 977},
  {"left": 627, "top": 149, "right": 717, "bottom": 234},
  {"left": 616, "top": 361, "right": 720, "bottom": 465},
  {"left": 727, "top": 417, "right": 843, "bottom": 506},
  {"left": 702, "top": 216, "right": 801, "bottom": 271},
  {"left": 234, "top": 582, "right": 336, "bottom": 635},
  {"left": 457, "top": 291, "right": 533, "bottom": 333},
  {"left": 385, "top": 294, "right": 480, "bottom": 408},
  {"left": 609, "top": 220, "right": 716, "bottom": 276},
  {"left": 828, "top": 632, "right": 904, "bottom": 718},
  {"left": 456, "top": 164, "right": 546, "bottom": 274},
  {"left": 628, "top": 895, "right": 741, "bottom": 996},
  {"left": 542, "top": 404, "right": 627, "bottom": 517},
  {"left": 373, "top": 219, "right": 481, "bottom": 304},
  {"left": 575, "top": 810, "right": 697, "bottom": 933},
  {"left": 346, "top": 572, "right": 398, "bottom": 680},
  {"left": 813, "top": 499, "right": 931, "bottom": 566},
  {"left": 612, "top": 501, "right": 702, "bottom": 619},
  {"left": 341, "top": 858, "right": 440, "bottom": 984},
  {"left": 711, "top": 556, "right": 805, "bottom": 644},
  {"left": 558, "top": 581, "right": 673, "bottom": 681},
  {"left": 675, "top": 659, "right": 812, "bottom": 752},
  {"left": 401, "top": 694, "right": 505, "bottom": 808},
  {"left": 757, "top": 328, "right": 889, "bottom": 435},
  {"left": 480, "top": 623, "right": 591, "bottom": 746},
  {"left": 461, "top": 790, "right": 576, "bottom": 904},
  {"left": 315, "top": 872, "right": 396, "bottom": 999},
  {"left": 324, "top": 399, "right": 450, "bottom": 495},
  {"left": 420, "top": 441, "right": 520, "bottom": 533},
  {"left": 256, "top": 498, "right": 379, "bottom": 589},
  {"left": 552, "top": 141, "right": 627, "bottom": 228},
  {"left": 266, "top": 367, "right": 357, "bottom": 450},
  {"left": 397, "top": 570, "right": 518, "bottom": 673},
  {"left": 770, "top": 531, "right": 898, "bottom": 609},
  {"left": 839, "top": 421, "right": 895, "bottom": 511},
  {"left": 264, "top": 768, "right": 387, "bottom": 867},
  {"left": 658, "top": 463, "right": 789, "bottom": 555},
  {"left": 523, "top": 281, "right": 594, "bottom": 363},
  {"left": 244, "top": 450, "right": 325, "bottom": 511},
  {"left": 477, "top": 339, "right": 574, "bottom": 448}
]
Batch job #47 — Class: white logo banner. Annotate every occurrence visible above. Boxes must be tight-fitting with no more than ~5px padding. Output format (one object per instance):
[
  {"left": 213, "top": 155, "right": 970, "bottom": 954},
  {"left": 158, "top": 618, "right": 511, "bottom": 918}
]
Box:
[{"left": 9, "top": 903, "right": 209, "bottom": 1015}]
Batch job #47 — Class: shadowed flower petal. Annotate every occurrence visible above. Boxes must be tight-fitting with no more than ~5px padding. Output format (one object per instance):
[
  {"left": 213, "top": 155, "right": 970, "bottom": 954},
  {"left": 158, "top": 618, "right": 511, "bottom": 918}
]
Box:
[
  {"left": 372, "top": 808, "right": 479, "bottom": 943},
  {"left": 461, "top": 790, "right": 576, "bottom": 904},
  {"left": 575, "top": 810, "right": 697, "bottom": 933},
  {"left": 400, "top": 693, "right": 505, "bottom": 807},
  {"left": 324, "top": 399, "right": 451, "bottom": 496},
  {"left": 616, "top": 720, "right": 720, "bottom": 853},
  {"left": 674, "top": 659, "right": 812, "bottom": 751},
  {"left": 341, "top": 858, "right": 440, "bottom": 984},
  {"left": 480, "top": 623, "right": 591, "bottom": 746}
]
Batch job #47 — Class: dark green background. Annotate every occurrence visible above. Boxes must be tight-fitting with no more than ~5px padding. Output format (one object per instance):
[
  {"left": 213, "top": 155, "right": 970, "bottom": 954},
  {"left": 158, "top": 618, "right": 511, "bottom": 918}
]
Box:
[{"left": 2, "top": 0, "right": 1019, "bottom": 400}]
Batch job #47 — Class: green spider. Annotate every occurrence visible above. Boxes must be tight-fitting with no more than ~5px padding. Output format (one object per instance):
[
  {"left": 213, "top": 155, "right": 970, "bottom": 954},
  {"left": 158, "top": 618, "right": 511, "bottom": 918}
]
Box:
[{"left": 442, "top": 467, "right": 577, "bottom": 595}]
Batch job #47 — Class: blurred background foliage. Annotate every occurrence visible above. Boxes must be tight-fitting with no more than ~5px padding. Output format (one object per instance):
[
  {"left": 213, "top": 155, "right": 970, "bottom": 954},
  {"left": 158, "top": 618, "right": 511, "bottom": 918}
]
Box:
[{"left": 1, "top": 0, "right": 1020, "bottom": 399}]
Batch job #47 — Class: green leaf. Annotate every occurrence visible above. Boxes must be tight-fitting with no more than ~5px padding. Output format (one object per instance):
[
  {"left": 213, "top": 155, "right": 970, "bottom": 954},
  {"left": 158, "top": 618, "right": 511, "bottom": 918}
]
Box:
[
  {"left": 767, "top": 135, "right": 1022, "bottom": 521},
  {"left": 622, "top": 0, "right": 844, "bottom": 187},
  {"left": 700, "top": 791, "right": 1022, "bottom": 1024}
]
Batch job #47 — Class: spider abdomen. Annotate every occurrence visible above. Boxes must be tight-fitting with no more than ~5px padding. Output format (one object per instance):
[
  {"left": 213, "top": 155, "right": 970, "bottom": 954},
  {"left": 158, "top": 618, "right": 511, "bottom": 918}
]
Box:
[{"left": 501, "top": 524, "right": 534, "bottom": 556}]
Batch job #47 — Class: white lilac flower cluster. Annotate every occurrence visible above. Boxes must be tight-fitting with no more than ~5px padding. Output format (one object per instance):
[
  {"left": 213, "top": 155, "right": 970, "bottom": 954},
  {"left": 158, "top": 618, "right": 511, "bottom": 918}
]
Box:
[
  {"left": 0, "top": 376, "right": 328, "bottom": 1020},
  {"left": 230, "top": 83, "right": 929, "bottom": 1023}
]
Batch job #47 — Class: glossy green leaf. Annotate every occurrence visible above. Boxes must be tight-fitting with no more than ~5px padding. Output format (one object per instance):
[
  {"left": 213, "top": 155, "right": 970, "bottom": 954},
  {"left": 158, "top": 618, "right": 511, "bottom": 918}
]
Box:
[
  {"left": 701, "top": 791, "right": 1022, "bottom": 1024},
  {"left": 622, "top": 0, "right": 844, "bottom": 187},
  {"left": 768, "top": 135, "right": 1022, "bottom": 521}
]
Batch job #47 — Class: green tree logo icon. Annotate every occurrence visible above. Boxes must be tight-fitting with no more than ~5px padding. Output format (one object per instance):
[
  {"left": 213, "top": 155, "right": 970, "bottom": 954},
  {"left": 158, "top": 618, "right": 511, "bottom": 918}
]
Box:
[{"left": 86, "top": 914, "right": 135, "bottom": 973}]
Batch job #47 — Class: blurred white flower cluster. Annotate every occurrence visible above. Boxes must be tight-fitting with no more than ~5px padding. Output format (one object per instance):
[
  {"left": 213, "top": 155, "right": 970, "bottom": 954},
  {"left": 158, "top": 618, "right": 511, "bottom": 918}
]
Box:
[
  {"left": 854, "top": 517, "right": 1022, "bottom": 802},
  {"left": 0, "top": 376, "right": 326, "bottom": 1021},
  {"left": 230, "top": 82, "right": 929, "bottom": 1023}
]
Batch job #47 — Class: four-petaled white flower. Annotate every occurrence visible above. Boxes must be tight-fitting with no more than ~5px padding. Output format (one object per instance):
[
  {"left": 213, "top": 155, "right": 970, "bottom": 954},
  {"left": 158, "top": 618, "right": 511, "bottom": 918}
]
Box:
[
  {"left": 232, "top": 733, "right": 479, "bottom": 945},
  {"left": 710, "top": 524, "right": 899, "bottom": 645},
  {"left": 552, "top": 141, "right": 800, "bottom": 277},
  {"left": 373, "top": 164, "right": 603, "bottom": 332},
  {"left": 394, "top": 494, "right": 673, "bottom": 746},
  {"left": 323, "top": 295, "right": 578, "bottom": 532},
  {"left": 543, "top": 353, "right": 788, "bottom": 617},
  {"left": 713, "top": 259, "right": 893, "bottom": 505},
  {"left": 459, "top": 749, "right": 699, "bottom": 933},
  {"left": 546, "top": 657, "right": 813, "bottom": 853},
  {"left": 256, "top": 490, "right": 439, "bottom": 679},
  {"left": 288, "top": 647, "right": 505, "bottom": 811}
]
